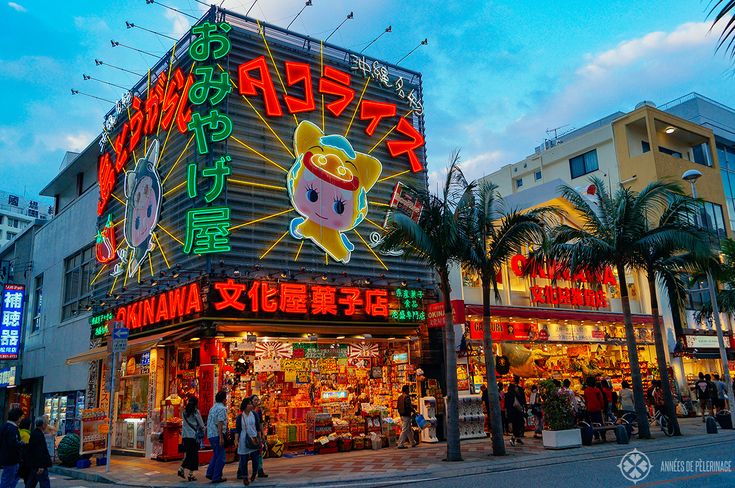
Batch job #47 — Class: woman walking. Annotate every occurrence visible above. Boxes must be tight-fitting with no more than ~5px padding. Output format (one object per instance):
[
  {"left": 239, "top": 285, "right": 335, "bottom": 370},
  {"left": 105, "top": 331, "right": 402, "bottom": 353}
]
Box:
[
  {"left": 237, "top": 396, "right": 261, "bottom": 485},
  {"left": 506, "top": 384, "right": 526, "bottom": 446},
  {"left": 178, "top": 397, "right": 205, "bottom": 481}
]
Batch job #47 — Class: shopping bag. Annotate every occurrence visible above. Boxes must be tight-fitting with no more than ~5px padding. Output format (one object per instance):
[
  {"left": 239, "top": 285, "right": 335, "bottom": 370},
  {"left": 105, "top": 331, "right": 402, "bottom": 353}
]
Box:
[{"left": 415, "top": 414, "right": 428, "bottom": 430}]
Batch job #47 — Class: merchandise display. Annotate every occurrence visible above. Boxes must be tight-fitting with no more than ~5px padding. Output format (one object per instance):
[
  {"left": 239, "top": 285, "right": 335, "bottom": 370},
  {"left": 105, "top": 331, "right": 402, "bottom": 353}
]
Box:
[
  {"left": 418, "top": 396, "right": 438, "bottom": 443},
  {"left": 454, "top": 395, "right": 485, "bottom": 440}
]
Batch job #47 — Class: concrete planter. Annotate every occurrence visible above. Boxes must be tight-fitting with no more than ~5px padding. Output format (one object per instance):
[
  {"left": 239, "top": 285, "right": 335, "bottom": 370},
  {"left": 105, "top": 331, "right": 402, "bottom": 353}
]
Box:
[{"left": 542, "top": 428, "right": 582, "bottom": 449}]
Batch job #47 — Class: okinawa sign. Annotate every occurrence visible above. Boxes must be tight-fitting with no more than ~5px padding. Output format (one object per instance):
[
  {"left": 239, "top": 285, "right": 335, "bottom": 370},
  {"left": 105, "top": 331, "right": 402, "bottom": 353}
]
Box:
[
  {"left": 93, "top": 11, "right": 431, "bottom": 300},
  {"left": 110, "top": 279, "right": 423, "bottom": 331}
]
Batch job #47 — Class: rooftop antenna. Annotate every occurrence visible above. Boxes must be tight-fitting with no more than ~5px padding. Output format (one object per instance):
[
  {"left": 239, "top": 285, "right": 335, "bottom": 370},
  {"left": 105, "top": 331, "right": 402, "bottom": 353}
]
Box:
[
  {"left": 144, "top": 0, "right": 199, "bottom": 21},
  {"left": 125, "top": 21, "right": 178, "bottom": 42},
  {"left": 396, "top": 38, "right": 428, "bottom": 65},
  {"left": 83, "top": 74, "right": 130, "bottom": 91},
  {"left": 71, "top": 89, "right": 115, "bottom": 104},
  {"left": 324, "top": 11, "right": 353, "bottom": 43},
  {"left": 95, "top": 59, "right": 143, "bottom": 77},
  {"left": 360, "top": 25, "right": 391, "bottom": 53},
  {"left": 286, "top": 0, "right": 312, "bottom": 30},
  {"left": 110, "top": 40, "right": 161, "bottom": 59}
]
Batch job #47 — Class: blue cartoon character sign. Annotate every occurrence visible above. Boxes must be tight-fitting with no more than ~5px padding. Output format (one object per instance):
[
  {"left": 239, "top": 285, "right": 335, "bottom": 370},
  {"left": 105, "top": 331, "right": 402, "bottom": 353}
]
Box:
[{"left": 287, "top": 121, "right": 382, "bottom": 263}]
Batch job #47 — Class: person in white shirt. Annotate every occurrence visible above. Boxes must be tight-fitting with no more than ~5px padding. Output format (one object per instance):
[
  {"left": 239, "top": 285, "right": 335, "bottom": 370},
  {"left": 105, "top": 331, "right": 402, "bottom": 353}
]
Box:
[
  {"left": 237, "top": 396, "right": 261, "bottom": 485},
  {"left": 619, "top": 380, "right": 635, "bottom": 413},
  {"left": 205, "top": 391, "right": 229, "bottom": 483}
]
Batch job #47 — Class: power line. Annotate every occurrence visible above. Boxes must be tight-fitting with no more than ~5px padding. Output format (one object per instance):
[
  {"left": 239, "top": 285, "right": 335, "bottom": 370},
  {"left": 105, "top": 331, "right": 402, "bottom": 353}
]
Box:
[
  {"left": 95, "top": 59, "right": 143, "bottom": 77},
  {"left": 71, "top": 89, "right": 115, "bottom": 104},
  {"left": 125, "top": 21, "right": 178, "bottom": 42},
  {"left": 83, "top": 74, "right": 130, "bottom": 91}
]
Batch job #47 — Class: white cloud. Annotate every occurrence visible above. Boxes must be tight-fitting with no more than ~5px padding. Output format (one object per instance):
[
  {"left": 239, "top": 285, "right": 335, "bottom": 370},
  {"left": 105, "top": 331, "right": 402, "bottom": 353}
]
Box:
[
  {"left": 73, "top": 16, "right": 109, "bottom": 33},
  {"left": 0, "top": 56, "right": 63, "bottom": 81},
  {"left": 165, "top": 9, "right": 190, "bottom": 38},
  {"left": 7, "top": 2, "right": 25, "bottom": 12},
  {"left": 447, "top": 18, "right": 735, "bottom": 185}
]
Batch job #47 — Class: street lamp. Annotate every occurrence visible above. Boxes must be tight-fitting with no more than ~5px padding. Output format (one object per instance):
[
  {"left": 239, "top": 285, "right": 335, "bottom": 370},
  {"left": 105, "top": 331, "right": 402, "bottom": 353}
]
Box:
[{"left": 682, "top": 169, "right": 735, "bottom": 428}]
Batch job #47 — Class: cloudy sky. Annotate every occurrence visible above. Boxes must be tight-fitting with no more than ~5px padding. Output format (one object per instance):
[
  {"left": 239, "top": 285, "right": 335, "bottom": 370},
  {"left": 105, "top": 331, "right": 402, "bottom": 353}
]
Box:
[{"left": 1, "top": 0, "right": 734, "bottom": 197}]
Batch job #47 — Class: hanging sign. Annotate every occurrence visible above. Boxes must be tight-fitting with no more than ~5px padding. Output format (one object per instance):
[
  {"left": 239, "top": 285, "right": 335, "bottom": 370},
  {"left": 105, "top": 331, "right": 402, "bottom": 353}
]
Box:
[{"left": 0, "top": 284, "right": 25, "bottom": 360}]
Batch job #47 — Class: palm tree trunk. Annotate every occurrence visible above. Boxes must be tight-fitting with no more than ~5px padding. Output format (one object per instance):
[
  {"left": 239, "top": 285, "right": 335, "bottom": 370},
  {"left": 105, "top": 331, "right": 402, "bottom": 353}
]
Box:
[
  {"left": 616, "top": 263, "right": 651, "bottom": 438},
  {"left": 440, "top": 273, "right": 462, "bottom": 461},
  {"left": 481, "top": 281, "right": 506, "bottom": 455},
  {"left": 646, "top": 273, "right": 682, "bottom": 436}
]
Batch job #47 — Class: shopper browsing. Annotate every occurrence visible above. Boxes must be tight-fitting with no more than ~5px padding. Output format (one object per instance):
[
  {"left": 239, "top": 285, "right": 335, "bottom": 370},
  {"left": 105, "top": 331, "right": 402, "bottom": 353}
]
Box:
[
  {"left": 396, "top": 385, "right": 417, "bottom": 448},
  {"left": 583, "top": 377, "right": 604, "bottom": 441},
  {"left": 205, "top": 391, "right": 228, "bottom": 484},
  {"left": 179, "top": 397, "right": 205, "bottom": 482},
  {"left": 237, "top": 396, "right": 261, "bottom": 485},
  {"left": 618, "top": 381, "right": 635, "bottom": 414}
]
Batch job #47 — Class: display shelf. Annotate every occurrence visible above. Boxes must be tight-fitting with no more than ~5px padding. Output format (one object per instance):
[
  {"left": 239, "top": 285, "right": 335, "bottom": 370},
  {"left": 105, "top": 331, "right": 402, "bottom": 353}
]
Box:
[{"left": 454, "top": 395, "right": 485, "bottom": 440}]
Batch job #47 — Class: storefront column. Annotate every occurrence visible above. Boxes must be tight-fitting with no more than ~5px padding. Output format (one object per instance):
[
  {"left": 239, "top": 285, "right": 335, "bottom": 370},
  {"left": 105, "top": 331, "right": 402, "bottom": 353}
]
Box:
[{"left": 199, "top": 339, "right": 221, "bottom": 415}]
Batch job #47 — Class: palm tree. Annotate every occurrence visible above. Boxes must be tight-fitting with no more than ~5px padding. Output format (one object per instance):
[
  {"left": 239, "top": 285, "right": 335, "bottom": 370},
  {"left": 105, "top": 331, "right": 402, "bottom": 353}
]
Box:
[
  {"left": 633, "top": 194, "right": 711, "bottom": 436},
  {"left": 461, "top": 180, "right": 550, "bottom": 455},
  {"left": 380, "top": 153, "right": 470, "bottom": 462},
  {"left": 709, "top": 1, "right": 735, "bottom": 57},
  {"left": 549, "top": 177, "right": 687, "bottom": 439}
]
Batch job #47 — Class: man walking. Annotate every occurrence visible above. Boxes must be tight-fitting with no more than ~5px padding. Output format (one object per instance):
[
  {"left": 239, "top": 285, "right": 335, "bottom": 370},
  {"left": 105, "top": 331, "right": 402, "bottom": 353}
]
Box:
[
  {"left": 713, "top": 374, "right": 728, "bottom": 411},
  {"left": 205, "top": 391, "right": 228, "bottom": 483},
  {"left": 695, "top": 372, "right": 711, "bottom": 421},
  {"left": 396, "top": 385, "right": 417, "bottom": 448},
  {"left": 0, "top": 408, "right": 24, "bottom": 488},
  {"left": 25, "top": 418, "right": 52, "bottom": 488}
]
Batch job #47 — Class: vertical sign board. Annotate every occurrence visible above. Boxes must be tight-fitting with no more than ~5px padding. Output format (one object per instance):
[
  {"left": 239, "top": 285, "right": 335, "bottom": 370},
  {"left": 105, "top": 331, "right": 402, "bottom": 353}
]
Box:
[{"left": 0, "top": 284, "right": 25, "bottom": 360}]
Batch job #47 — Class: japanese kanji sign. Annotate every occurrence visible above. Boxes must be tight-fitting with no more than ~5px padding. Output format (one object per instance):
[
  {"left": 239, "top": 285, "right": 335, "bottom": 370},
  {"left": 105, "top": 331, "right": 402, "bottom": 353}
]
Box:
[{"left": 0, "top": 284, "right": 25, "bottom": 360}]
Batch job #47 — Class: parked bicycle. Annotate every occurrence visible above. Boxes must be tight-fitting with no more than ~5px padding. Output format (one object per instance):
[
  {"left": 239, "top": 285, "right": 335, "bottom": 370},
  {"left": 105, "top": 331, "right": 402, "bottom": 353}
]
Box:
[{"left": 620, "top": 409, "right": 674, "bottom": 437}]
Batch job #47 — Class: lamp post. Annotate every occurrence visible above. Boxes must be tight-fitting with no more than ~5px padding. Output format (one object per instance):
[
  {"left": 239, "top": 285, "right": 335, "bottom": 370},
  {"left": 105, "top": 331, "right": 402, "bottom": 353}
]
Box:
[{"left": 682, "top": 169, "right": 735, "bottom": 427}]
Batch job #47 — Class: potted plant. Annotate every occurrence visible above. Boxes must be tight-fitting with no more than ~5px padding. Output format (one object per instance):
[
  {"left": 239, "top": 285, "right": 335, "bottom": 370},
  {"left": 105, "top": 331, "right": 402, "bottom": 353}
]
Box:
[{"left": 539, "top": 379, "right": 581, "bottom": 449}]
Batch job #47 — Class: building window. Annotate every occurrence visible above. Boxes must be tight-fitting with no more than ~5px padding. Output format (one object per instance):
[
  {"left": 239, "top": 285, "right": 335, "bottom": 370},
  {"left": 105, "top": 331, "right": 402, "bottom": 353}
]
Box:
[
  {"left": 692, "top": 143, "right": 712, "bottom": 167},
  {"left": 642, "top": 141, "right": 651, "bottom": 153},
  {"left": 689, "top": 201, "right": 727, "bottom": 238},
  {"left": 76, "top": 172, "right": 84, "bottom": 196},
  {"left": 686, "top": 278, "right": 710, "bottom": 311},
  {"left": 32, "top": 274, "right": 43, "bottom": 332},
  {"left": 8, "top": 218, "right": 20, "bottom": 228},
  {"left": 658, "top": 146, "right": 682, "bottom": 158},
  {"left": 62, "top": 245, "right": 95, "bottom": 320},
  {"left": 569, "top": 149, "right": 599, "bottom": 179},
  {"left": 534, "top": 170, "right": 542, "bottom": 181},
  {"left": 515, "top": 178, "right": 523, "bottom": 188},
  {"left": 7, "top": 232, "right": 16, "bottom": 240}
]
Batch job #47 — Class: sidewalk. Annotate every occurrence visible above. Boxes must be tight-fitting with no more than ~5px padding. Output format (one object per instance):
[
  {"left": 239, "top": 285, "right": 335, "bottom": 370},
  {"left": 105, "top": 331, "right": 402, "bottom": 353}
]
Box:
[{"left": 51, "top": 418, "right": 735, "bottom": 487}]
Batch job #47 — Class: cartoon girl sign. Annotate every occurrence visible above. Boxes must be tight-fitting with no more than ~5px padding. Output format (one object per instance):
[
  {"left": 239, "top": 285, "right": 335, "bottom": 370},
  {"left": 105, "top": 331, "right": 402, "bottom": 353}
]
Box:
[
  {"left": 113, "top": 139, "right": 163, "bottom": 278},
  {"left": 287, "top": 121, "right": 382, "bottom": 263}
]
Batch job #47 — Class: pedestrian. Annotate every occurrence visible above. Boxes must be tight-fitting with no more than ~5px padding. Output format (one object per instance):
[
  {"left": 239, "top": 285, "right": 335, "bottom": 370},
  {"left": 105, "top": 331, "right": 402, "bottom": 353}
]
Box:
[
  {"left": 529, "top": 385, "right": 543, "bottom": 439},
  {"left": 205, "top": 391, "right": 228, "bottom": 484},
  {"left": 652, "top": 380, "right": 664, "bottom": 417},
  {"left": 237, "top": 396, "right": 261, "bottom": 486},
  {"left": 619, "top": 381, "right": 635, "bottom": 415},
  {"left": 251, "top": 396, "right": 268, "bottom": 478},
  {"left": 583, "top": 377, "right": 604, "bottom": 440},
  {"left": 24, "top": 417, "right": 51, "bottom": 488},
  {"left": 506, "top": 384, "right": 526, "bottom": 446},
  {"left": 0, "top": 407, "right": 24, "bottom": 488},
  {"left": 600, "top": 380, "right": 616, "bottom": 422},
  {"left": 179, "top": 397, "right": 205, "bottom": 481},
  {"left": 497, "top": 382, "right": 509, "bottom": 435},
  {"left": 705, "top": 374, "right": 719, "bottom": 416},
  {"left": 480, "top": 385, "right": 490, "bottom": 437},
  {"left": 560, "top": 379, "right": 579, "bottom": 416},
  {"left": 713, "top": 374, "right": 727, "bottom": 411},
  {"left": 694, "top": 372, "right": 711, "bottom": 421},
  {"left": 16, "top": 418, "right": 31, "bottom": 487},
  {"left": 396, "top": 385, "right": 417, "bottom": 448}
]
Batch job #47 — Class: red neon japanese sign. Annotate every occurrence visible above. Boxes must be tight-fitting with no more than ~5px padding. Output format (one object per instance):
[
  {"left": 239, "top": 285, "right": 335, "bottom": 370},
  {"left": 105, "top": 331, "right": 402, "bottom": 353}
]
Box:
[
  {"left": 212, "top": 279, "right": 389, "bottom": 318},
  {"left": 236, "top": 56, "right": 425, "bottom": 174},
  {"left": 115, "top": 282, "right": 203, "bottom": 329},
  {"left": 97, "top": 68, "right": 194, "bottom": 216},
  {"left": 509, "top": 254, "right": 617, "bottom": 286}
]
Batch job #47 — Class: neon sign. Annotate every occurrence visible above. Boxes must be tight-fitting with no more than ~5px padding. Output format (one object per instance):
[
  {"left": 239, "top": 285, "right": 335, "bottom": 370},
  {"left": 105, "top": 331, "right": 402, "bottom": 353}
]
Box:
[
  {"left": 391, "top": 288, "right": 425, "bottom": 321},
  {"left": 287, "top": 121, "right": 381, "bottom": 263},
  {"left": 95, "top": 214, "right": 117, "bottom": 264},
  {"left": 0, "top": 284, "right": 25, "bottom": 360},
  {"left": 212, "top": 278, "right": 389, "bottom": 318},
  {"left": 509, "top": 254, "right": 617, "bottom": 285},
  {"left": 114, "top": 282, "right": 203, "bottom": 330},
  {"left": 184, "top": 21, "right": 233, "bottom": 256},
  {"left": 113, "top": 140, "right": 163, "bottom": 278}
]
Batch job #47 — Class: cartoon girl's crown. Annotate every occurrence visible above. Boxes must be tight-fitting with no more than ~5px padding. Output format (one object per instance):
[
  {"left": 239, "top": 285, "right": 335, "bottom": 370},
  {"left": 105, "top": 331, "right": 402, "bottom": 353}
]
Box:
[{"left": 303, "top": 151, "right": 359, "bottom": 191}]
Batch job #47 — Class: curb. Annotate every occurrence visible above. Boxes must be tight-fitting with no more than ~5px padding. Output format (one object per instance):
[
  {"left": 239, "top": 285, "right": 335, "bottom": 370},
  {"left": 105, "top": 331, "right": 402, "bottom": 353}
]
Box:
[{"left": 50, "top": 465, "right": 117, "bottom": 484}]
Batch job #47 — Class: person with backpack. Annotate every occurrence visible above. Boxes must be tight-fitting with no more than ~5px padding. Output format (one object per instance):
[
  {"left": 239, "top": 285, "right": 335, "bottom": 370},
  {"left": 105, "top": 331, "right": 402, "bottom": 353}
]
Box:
[
  {"left": 178, "top": 397, "right": 205, "bottom": 481},
  {"left": 0, "top": 408, "right": 24, "bottom": 488},
  {"left": 396, "top": 385, "right": 417, "bottom": 448}
]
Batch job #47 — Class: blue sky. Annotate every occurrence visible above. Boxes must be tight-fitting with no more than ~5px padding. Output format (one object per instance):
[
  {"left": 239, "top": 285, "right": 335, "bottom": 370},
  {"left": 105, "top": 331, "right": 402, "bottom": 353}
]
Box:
[{"left": 1, "top": 0, "right": 734, "bottom": 197}]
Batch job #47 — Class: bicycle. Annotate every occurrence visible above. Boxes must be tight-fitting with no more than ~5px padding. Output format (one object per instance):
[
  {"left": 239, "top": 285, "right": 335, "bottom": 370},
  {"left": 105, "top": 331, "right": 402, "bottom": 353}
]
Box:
[{"left": 620, "top": 409, "right": 674, "bottom": 437}]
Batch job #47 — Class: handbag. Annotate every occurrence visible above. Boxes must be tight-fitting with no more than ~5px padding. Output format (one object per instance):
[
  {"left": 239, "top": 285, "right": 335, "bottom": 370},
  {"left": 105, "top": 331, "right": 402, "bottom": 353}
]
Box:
[
  {"left": 245, "top": 435, "right": 259, "bottom": 450},
  {"left": 184, "top": 414, "right": 205, "bottom": 442}
]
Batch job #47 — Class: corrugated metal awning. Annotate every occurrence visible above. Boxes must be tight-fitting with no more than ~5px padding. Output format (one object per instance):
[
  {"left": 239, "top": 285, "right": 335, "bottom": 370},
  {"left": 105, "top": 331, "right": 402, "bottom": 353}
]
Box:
[{"left": 65, "top": 327, "right": 195, "bottom": 365}]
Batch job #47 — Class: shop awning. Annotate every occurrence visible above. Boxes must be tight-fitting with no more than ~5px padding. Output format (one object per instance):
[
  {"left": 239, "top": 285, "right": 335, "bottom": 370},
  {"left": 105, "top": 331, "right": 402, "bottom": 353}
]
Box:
[
  {"left": 65, "top": 327, "right": 195, "bottom": 365},
  {"left": 215, "top": 322, "right": 420, "bottom": 338},
  {"left": 464, "top": 304, "right": 659, "bottom": 325}
]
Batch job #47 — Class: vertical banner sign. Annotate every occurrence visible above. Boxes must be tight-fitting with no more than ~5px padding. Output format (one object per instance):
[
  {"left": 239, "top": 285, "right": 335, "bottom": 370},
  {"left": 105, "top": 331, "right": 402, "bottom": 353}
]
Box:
[
  {"left": 184, "top": 21, "right": 234, "bottom": 255},
  {"left": 199, "top": 364, "right": 216, "bottom": 416},
  {"left": 0, "top": 284, "right": 25, "bottom": 359}
]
